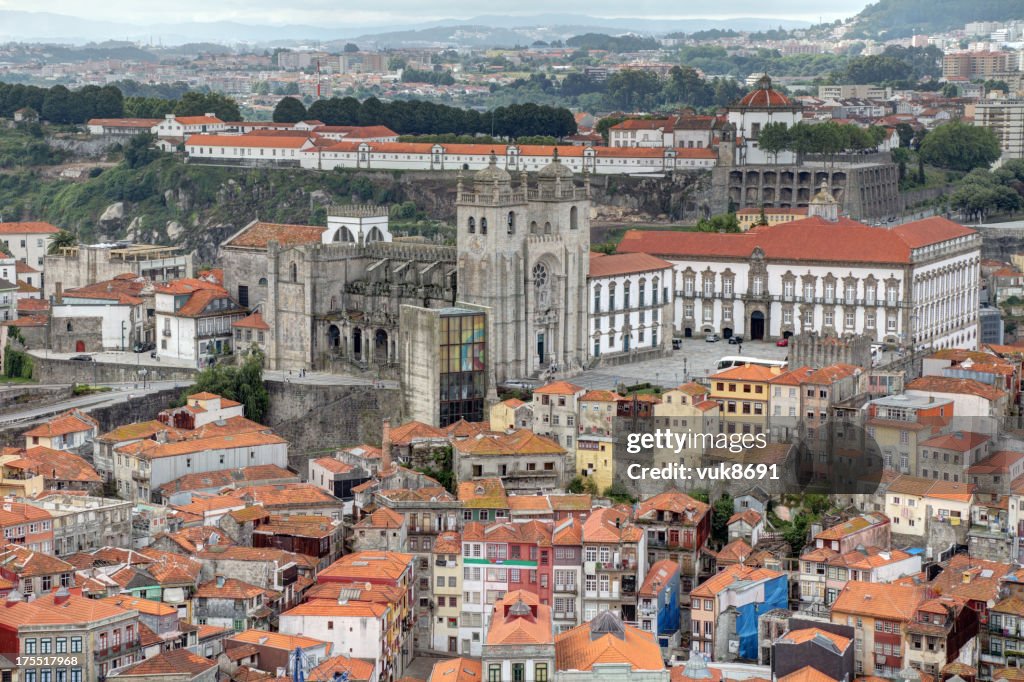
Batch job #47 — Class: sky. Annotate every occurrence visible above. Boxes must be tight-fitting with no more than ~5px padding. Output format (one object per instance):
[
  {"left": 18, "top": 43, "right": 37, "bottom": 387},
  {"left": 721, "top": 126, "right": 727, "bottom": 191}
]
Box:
[{"left": 3, "top": 1, "right": 876, "bottom": 27}]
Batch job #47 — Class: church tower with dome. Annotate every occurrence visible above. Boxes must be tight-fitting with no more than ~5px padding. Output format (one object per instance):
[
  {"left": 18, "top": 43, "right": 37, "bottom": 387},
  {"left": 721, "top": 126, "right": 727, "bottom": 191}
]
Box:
[
  {"left": 726, "top": 74, "right": 802, "bottom": 165},
  {"left": 456, "top": 150, "right": 591, "bottom": 385}
]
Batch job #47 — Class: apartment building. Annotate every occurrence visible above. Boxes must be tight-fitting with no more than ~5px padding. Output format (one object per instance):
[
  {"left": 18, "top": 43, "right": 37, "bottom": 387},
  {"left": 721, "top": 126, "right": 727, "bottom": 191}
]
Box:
[{"left": 830, "top": 581, "right": 928, "bottom": 677}]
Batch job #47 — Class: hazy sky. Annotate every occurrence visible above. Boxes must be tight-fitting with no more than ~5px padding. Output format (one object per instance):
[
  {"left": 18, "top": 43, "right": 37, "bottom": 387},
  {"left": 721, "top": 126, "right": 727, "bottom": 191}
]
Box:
[{"left": 5, "top": 1, "right": 875, "bottom": 26}]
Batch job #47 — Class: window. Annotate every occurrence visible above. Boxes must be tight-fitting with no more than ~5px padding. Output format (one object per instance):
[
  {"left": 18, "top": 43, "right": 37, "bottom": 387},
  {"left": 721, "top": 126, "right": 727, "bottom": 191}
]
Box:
[
  {"left": 489, "top": 665, "right": 501, "bottom": 682},
  {"left": 536, "top": 664, "right": 549, "bottom": 682},
  {"left": 513, "top": 663, "right": 526, "bottom": 681},
  {"left": 71, "top": 637, "right": 82, "bottom": 652}
]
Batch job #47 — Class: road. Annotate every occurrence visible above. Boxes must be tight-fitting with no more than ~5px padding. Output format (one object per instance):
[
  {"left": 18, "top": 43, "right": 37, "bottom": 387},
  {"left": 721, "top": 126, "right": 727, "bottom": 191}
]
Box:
[{"left": 0, "top": 380, "right": 191, "bottom": 427}]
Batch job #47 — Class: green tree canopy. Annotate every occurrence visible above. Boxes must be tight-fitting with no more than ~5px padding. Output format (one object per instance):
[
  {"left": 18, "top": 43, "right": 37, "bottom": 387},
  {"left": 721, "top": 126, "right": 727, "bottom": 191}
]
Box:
[
  {"left": 174, "top": 91, "right": 241, "bottom": 122},
  {"left": 919, "top": 121, "right": 1001, "bottom": 172},
  {"left": 47, "top": 229, "right": 77, "bottom": 254},
  {"left": 176, "top": 351, "right": 269, "bottom": 423},
  {"left": 272, "top": 96, "right": 308, "bottom": 123}
]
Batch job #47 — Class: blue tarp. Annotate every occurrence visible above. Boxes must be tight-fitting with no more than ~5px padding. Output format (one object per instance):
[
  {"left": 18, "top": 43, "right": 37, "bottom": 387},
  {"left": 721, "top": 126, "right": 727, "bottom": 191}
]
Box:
[{"left": 736, "top": 574, "right": 788, "bottom": 660}]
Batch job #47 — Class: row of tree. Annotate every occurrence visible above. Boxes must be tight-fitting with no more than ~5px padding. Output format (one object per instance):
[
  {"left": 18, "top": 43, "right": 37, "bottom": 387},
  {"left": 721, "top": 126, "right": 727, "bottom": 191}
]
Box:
[
  {"left": 0, "top": 80, "right": 243, "bottom": 125},
  {"left": 275, "top": 96, "right": 578, "bottom": 138},
  {"left": 400, "top": 68, "right": 456, "bottom": 86},
  {"left": 947, "top": 160, "right": 1024, "bottom": 223},
  {"left": 757, "top": 121, "right": 890, "bottom": 161}
]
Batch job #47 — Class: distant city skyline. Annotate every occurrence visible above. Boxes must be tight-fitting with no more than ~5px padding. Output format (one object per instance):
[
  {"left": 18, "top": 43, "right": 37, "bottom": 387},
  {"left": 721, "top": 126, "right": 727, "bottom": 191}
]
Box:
[{"left": 3, "top": 1, "right": 873, "bottom": 29}]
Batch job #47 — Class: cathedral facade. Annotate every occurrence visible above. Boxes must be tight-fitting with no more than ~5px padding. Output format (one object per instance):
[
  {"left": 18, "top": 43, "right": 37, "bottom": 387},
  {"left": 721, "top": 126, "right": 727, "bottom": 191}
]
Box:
[
  {"left": 455, "top": 153, "right": 591, "bottom": 385},
  {"left": 220, "top": 155, "right": 592, "bottom": 389}
]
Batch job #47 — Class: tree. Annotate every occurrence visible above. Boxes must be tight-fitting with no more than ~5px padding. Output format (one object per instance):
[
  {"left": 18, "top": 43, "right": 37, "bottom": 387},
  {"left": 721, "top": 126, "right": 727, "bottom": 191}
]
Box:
[
  {"left": 595, "top": 115, "right": 628, "bottom": 144},
  {"left": 757, "top": 206, "right": 769, "bottom": 226},
  {"left": 567, "top": 476, "right": 598, "bottom": 495},
  {"left": 41, "top": 85, "right": 75, "bottom": 124},
  {"left": 272, "top": 96, "right": 307, "bottom": 123},
  {"left": 174, "top": 91, "right": 241, "bottom": 121},
  {"left": 415, "top": 446, "right": 455, "bottom": 493},
  {"left": 605, "top": 70, "right": 662, "bottom": 110},
  {"left": 757, "top": 122, "right": 790, "bottom": 163},
  {"left": 177, "top": 351, "right": 269, "bottom": 423},
  {"left": 123, "top": 132, "right": 161, "bottom": 169},
  {"left": 895, "top": 122, "right": 915, "bottom": 148},
  {"left": 343, "top": 43, "right": 360, "bottom": 53},
  {"left": 711, "top": 494, "right": 734, "bottom": 544},
  {"left": 602, "top": 482, "right": 636, "bottom": 505},
  {"left": 919, "top": 121, "right": 1001, "bottom": 172},
  {"left": 696, "top": 213, "right": 740, "bottom": 233},
  {"left": 47, "top": 230, "right": 77, "bottom": 255}
]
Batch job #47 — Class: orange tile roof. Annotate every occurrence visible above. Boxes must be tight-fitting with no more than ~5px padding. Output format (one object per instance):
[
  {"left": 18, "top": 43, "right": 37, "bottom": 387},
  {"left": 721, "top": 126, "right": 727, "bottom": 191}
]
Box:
[
  {"left": 579, "top": 389, "right": 623, "bottom": 402},
  {"left": 433, "top": 531, "right": 462, "bottom": 555},
  {"left": 966, "top": 450, "right": 1024, "bottom": 476},
  {"left": 226, "top": 221, "right": 327, "bottom": 249},
  {"left": 117, "top": 431, "right": 286, "bottom": 460},
  {"left": 555, "top": 616, "right": 665, "bottom": 672},
  {"left": 779, "top": 628, "right": 851, "bottom": 651},
  {"left": 831, "top": 581, "right": 928, "bottom": 621},
  {"left": 98, "top": 420, "right": 181, "bottom": 444},
  {"left": 691, "top": 564, "right": 784, "bottom": 599},
  {"left": 173, "top": 287, "right": 240, "bottom": 317},
  {"left": 508, "top": 496, "right": 552, "bottom": 512},
  {"left": 355, "top": 507, "right": 404, "bottom": 529},
  {"left": 5, "top": 446, "right": 101, "bottom": 482},
  {"left": 116, "top": 648, "right": 217, "bottom": 677},
  {"left": 154, "top": 277, "right": 223, "bottom": 296},
  {"left": 158, "top": 464, "right": 295, "bottom": 496},
  {"left": 906, "top": 376, "right": 1007, "bottom": 402},
  {"left": 487, "top": 591, "right": 553, "bottom": 646},
  {"left": 454, "top": 428, "right": 565, "bottom": 456},
  {"left": 728, "top": 509, "right": 762, "bottom": 527},
  {"left": 716, "top": 538, "right": 753, "bottom": 564},
  {"left": 222, "top": 482, "right": 341, "bottom": 508},
  {"left": 22, "top": 409, "right": 98, "bottom": 438},
  {"left": 305, "top": 580, "right": 407, "bottom": 605},
  {"left": 0, "top": 591, "right": 133, "bottom": 628},
  {"left": 583, "top": 506, "right": 643, "bottom": 544},
  {"left": 886, "top": 475, "right": 975, "bottom": 501},
  {"left": 618, "top": 216, "right": 975, "bottom": 265},
  {"left": 930, "top": 554, "right": 1013, "bottom": 603},
  {"left": 533, "top": 380, "right": 584, "bottom": 395},
  {"left": 711, "top": 363, "right": 782, "bottom": 382},
  {"left": 920, "top": 431, "right": 990, "bottom": 452},
  {"left": 550, "top": 494, "right": 591, "bottom": 511},
  {"left": 389, "top": 420, "right": 447, "bottom": 444},
  {"left": 281, "top": 600, "right": 389, "bottom": 618},
  {"left": 312, "top": 457, "right": 355, "bottom": 474},
  {"left": 639, "top": 559, "right": 679, "bottom": 598},
  {"left": 195, "top": 577, "right": 269, "bottom": 599},
  {"left": 310, "top": 655, "right": 375, "bottom": 682},
  {"left": 779, "top": 667, "right": 842, "bottom": 682},
  {"left": 0, "top": 544, "right": 74, "bottom": 578},
  {"left": 637, "top": 491, "right": 710, "bottom": 520},
  {"left": 828, "top": 547, "right": 914, "bottom": 571},
  {"left": 815, "top": 513, "right": 889, "bottom": 541},
  {"left": 0, "top": 222, "right": 60, "bottom": 235},
  {"left": 233, "top": 311, "right": 271, "bottom": 330},
  {"left": 588, "top": 252, "right": 672, "bottom": 278},
  {"left": 458, "top": 478, "right": 508, "bottom": 508},
  {"left": 429, "top": 658, "right": 482, "bottom": 682},
  {"left": 101, "top": 595, "right": 177, "bottom": 617},
  {"left": 319, "top": 551, "right": 414, "bottom": 582}
]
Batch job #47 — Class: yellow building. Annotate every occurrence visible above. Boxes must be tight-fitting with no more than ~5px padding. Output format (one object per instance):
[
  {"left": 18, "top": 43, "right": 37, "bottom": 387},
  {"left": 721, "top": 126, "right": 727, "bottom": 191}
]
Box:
[
  {"left": 431, "top": 531, "right": 462, "bottom": 653},
  {"left": 709, "top": 364, "right": 782, "bottom": 435},
  {"left": 576, "top": 436, "right": 614, "bottom": 492},
  {"left": 883, "top": 475, "right": 974, "bottom": 538},
  {"left": 489, "top": 398, "right": 533, "bottom": 432},
  {"left": 735, "top": 207, "right": 808, "bottom": 231},
  {"left": 652, "top": 383, "right": 721, "bottom": 466}
]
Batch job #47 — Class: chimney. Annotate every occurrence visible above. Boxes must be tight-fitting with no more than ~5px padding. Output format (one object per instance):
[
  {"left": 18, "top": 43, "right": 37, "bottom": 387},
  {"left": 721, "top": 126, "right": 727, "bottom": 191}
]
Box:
[
  {"left": 381, "top": 419, "right": 392, "bottom": 473},
  {"left": 53, "top": 586, "right": 70, "bottom": 606},
  {"left": 5, "top": 590, "right": 22, "bottom": 607},
  {"left": 55, "top": 282, "right": 63, "bottom": 305}
]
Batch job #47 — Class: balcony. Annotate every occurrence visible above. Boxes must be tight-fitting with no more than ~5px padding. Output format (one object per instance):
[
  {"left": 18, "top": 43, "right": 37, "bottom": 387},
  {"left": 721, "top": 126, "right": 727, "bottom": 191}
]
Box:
[
  {"left": 131, "top": 470, "right": 148, "bottom": 481},
  {"left": 554, "top": 584, "right": 577, "bottom": 593},
  {"left": 162, "top": 328, "right": 171, "bottom": 337},
  {"left": 554, "top": 611, "right": 577, "bottom": 620}
]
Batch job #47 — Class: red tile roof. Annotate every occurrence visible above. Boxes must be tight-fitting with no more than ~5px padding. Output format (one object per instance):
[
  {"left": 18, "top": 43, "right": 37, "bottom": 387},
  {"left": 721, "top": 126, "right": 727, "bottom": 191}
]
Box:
[
  {"left": 318, "top": 551, "right": 414, "bottom": 582},
  {"left": 588, "top": 252, "right": 672, "bottom": 278},
  {"left": 233, "top": 311, "right": 271, "bottom": 330},
  {"left": 116, "top": 648, "right": 217, "bottom": 677},
  {"left": 22, "top": 409, "right": 98, "bottom": 438},
  {"left": 0, "top": 222, "right": 60, "bottom": 235},
  {"left": 618, "top": 216, "right": 976, "bottom": 265},
  {"left": 225, "top": 221, "right": 326, "bottom": 249},
  {"left": 555, "top": 616, "right": 664, "bottom": 671}
]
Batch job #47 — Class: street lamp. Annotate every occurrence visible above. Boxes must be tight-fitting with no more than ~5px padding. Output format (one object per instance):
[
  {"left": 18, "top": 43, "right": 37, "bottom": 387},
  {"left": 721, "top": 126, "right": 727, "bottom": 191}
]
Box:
[{"left": 139, "top": 369, "right": 148, "bottom": 390}]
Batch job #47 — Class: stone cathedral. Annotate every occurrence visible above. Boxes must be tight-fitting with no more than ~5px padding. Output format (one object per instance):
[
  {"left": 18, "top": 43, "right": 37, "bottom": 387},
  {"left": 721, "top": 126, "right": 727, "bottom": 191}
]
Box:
[
  {"left": 456, "top": 153, "right": 591, "bottom": 385},
  {"left": 220, "top": 152, "right": 591, "bottom": 390}
]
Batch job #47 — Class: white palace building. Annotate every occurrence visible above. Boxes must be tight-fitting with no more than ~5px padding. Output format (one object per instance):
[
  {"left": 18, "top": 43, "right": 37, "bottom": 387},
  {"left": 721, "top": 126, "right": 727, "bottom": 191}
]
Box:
[{"left": 617, "top": 187, "right": 982, "bottom": 350}]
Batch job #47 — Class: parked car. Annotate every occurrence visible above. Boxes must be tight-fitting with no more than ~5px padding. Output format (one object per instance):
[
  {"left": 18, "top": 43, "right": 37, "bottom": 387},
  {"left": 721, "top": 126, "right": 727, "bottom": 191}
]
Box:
[
  {"left": 672, "top": 338, "right": 682, "bottom": 350},
  {"left": 727, "top": 336, "right": 744, "bottom": 345},
  {"left": 776, "top": 338, "right": 789, "bottom": 347},
  {"left": 70, "top": 355, "right": 93, "bottom": 362},
  {"left": 132, "top": 341, "right": 155, "bottom": 353},
  {"left": 705, "top": 333, "right": 720, "bottom": 343}
]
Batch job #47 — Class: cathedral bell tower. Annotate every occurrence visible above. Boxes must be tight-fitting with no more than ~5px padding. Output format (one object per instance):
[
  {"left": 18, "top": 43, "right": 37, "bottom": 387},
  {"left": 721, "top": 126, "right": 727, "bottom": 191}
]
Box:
[{"left": 456, "top": 153, "right": 531, "bottom": 386}]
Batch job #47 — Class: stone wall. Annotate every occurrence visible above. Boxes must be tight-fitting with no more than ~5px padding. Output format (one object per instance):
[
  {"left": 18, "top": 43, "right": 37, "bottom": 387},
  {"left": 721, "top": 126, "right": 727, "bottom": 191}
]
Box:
[
  {"left": 263, "top": 381, "right": 403, "bottom": 472},
  {"left": 0, "top": 386, "right": 73, "bottom": 416},
  {"left": 29, "top": 355, "right": 199, "bottom": 384},
  {"left": 51, "top": 316, "right": 104, "bottom": 353}
]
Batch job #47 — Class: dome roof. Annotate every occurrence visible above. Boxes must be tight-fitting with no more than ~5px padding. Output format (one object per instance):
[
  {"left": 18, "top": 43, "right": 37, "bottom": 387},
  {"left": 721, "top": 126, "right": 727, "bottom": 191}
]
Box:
[
  {"left": 737, "top": 75, "right": 793, "bottom": 108},
  {"left": 475, "top": 152, "right": 512, "bottom": 184},
  {"left": 538, "top": 149, "right": 574, "bottom": 179}
]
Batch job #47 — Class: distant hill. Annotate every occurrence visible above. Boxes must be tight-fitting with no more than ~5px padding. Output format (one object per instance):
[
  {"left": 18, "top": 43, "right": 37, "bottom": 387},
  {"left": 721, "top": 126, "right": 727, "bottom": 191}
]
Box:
[{"left": 850, "top": 0, "right": 1024, "bottom": 38}]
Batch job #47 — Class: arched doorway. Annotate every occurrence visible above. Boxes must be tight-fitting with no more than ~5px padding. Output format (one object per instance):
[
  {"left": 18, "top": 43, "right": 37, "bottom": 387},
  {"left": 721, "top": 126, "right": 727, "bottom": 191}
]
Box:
[
  {"left": 749, "top": 311, "right": 765, "bottom": 341},
  {"left": 783, "top": 330, "right": 793, "bottom": 339},
  {"left": 75, "top": 340, "right": 85, "bottom": 352},
  {"left": 353, "top": 328, "right": 363, "bottom": 360},
  {"left": 375, "top": 329, "right": 388, "bottom": 364},
  {"left": 327, "top": 325, "right": 341, "bottom": 350},
  {"left": 684, "top": 327, "right": 692, "bottom": 338},
  {"left": 723, "top": 328, "right": 733, "bottom": 339}
]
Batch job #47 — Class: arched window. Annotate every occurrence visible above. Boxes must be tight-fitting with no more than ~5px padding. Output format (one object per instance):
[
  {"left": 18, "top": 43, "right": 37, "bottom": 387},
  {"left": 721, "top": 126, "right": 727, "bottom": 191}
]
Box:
[
  {"left": 530, "top": 221, "right": 539, "bottom": 234},
  {"left": 608, "top": 282, "right": 616, "bottom": 310},
  {"left": 544, "top": 222, "right": 552, "bottom": 235},
  {"left": 639, "top": 278, "right": 646, "bottom": 307},
  {"left": 623, "top": 280, "right": 631, "bottom": 309},
  {"left": 652, "top": 277, "right": 660, "bottom": 305},
  {"left": 507, "top": 212, "right": 515, "bottom": 235},
  {"left": 480, "top": 218, "right": 488, "bottom": 235},
  {"left": 290, "top": 262, "right": 298, "bottom": 282},
  {"left": 258, "top": 277, "right": 268, "bottom": 286},
  {"left": 570, "top": 205, "right": 579, "bottom": 230},
  {"left": 467, "top": 217, "right": 476, "bottom": 234},
  {"left": 66, "top": 321, "right": 73, "bottom": 333},
  {"left": 593, "top": 284, "right": 602, "bottom": 313}
]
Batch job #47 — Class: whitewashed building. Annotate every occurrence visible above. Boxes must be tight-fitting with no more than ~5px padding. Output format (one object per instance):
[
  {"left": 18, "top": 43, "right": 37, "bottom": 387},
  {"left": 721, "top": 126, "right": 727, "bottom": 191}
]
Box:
[
  {"left": 152, "top": 113, "right": 227, "bottom": 139},
  {"left": 0, "top": 221, "right": 60, "bottom": 269},
  {"left": 618, "top": 196, "right": 981, "bottom": 349},
  {"left": 587, "top": 252, "right": 675, "bottom": 360},
  {"left": 154, "top": 279, "right": 247, "bottom": 367}
]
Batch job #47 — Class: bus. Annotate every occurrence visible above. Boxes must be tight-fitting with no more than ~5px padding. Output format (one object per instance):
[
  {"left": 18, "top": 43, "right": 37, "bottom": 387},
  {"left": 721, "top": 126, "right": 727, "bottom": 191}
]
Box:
[{"left": 716, "top": 356, "right": 788, "bottom": 371}]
